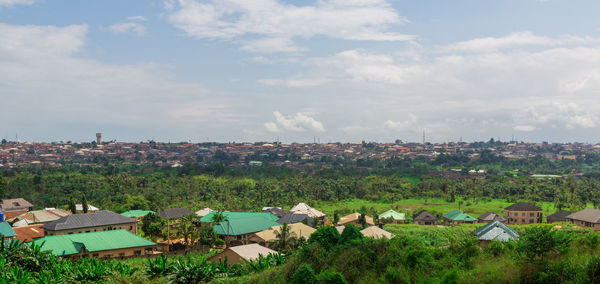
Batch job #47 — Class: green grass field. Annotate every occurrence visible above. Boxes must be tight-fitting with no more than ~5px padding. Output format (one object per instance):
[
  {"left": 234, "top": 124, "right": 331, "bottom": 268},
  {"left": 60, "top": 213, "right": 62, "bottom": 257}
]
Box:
[{"left": 313, "top": 198, "right": 560, "bottom": 218}]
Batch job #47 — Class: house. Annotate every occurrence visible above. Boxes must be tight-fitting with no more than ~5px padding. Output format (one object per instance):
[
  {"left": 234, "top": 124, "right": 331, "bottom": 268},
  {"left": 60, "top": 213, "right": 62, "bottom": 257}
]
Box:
[
  {"left": 41, "top": 210, "right": 138, "bottom": 236},
  {"left": 31, "top": 230, "right": 156, "bottom": 260},
  {"left": 0, "top": 198, "right": 34, "bottom": 219},
  {"left": 413, "top": 210, "right": 438, "bottom": 225},
  {"left": 379, "top": 209, "right": 405, "bottom": 224},
  {"left": 76, "top": 204, "right": 99, "bottom": 213},
  {"left": 474, "top": 220, "right": 519, "bottom": 246},
  {"left": 262, "top": 207, "right": 287, "bottom": 218},
  {"left": 250, "top": 223, "right": 316, "bottom": 247},
  {"left": 289, "top": 203, "right": 325, "bottom": 219},
  {"left": 547, "top": 210, "right": 570, "bottom": 223},
  {"left": 213, "top": 216, "right": 280, "bottom": 246},
  {"left": 200, "top": 211, "right": 279, "bottom": 223},
  {"left": 13, "top": 224, "right": 45, "bottom": 242},
  {"left": 157, "top": 208, "right": 193, "bottom": 220},
  {"left": 194, "top": 208, "right": 213, "bottom": 217},
  {"left": 120, "top": 210, "right": 154, "bottom": 220},
  {"left": 504, "top": 202, "right": 542, "bottom": 225},
  {"left": 360, "top": 226, "right": 393, "bottom": 239},
  {"left": 8, "top": 208, "right": 71, "bottom": 227},
  {"left": 443, "top": 210, "right": 477, "bottom": 225},
  {"left": 208, "top": 243, "right": 277, "bottom": 265},
  {"left": 478, "top": 212, "right": 506, "bottom": 223},
  {"left": 277, "top": 212, "right": 314, "bottom": 226},
  {"left": 566, "top": 208, "right": 600, "bottom": 230},
  {"left": 0, "top": 222, "right": 16, "bottom": 239},
  {"left": 338, "top": 213, "right": 375, "bottom": 227}
]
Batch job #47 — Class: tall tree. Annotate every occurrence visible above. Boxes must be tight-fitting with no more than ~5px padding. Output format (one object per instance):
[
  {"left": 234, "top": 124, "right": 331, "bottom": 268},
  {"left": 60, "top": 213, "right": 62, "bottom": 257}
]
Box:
[
  {"left": 273, "top": 223, "right": 298, "bottom": 252},
  {"left": 81, "top": 195, "right": 88, "bottom": 214},
  {"left": 69, "top": 197, "right": 77, "bottom": 214}
]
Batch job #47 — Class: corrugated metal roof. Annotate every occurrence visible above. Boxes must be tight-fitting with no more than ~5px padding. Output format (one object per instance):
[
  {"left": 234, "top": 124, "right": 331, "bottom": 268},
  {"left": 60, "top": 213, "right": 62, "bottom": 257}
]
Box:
[
  {"left": 254, "top": 223, "right": 316, "bottom": 242},
  {"left": 360, "top": 226, "right": 393, "bottom": 239},
  {"left": 213, "top": 216, "right": 280, "bottom": 236},
  {"left": 443, "top": 210, "right": 477, "bottom": 222},
  {"left": 566, "top": 208, "right": 600, "bottom": 224},
  {"left": 157, "top": 208, "right": 193, "bottom": 220},
  {"left": 338, "top": 213, "right": 375, "bottom": 226},
  {"left": 0, "top": 222, "right": 16, "bottom": 237},
  {"left": 31, "top": 230, "right": 155, "bottom": 256},
  {"left": 379, "top": 209, "right": 405, "bottom": 220},
  {"left": 200, "top": 211, "right": 279, "bottom": 223},
  {"left": 474, "top": 221, "right": 518, "bottom": 242},
  {"left": 42, "top": 210, "right": 137, "bottom": 231},
  {"left": 228, "top": 244, "right": 277, "bottom": 261},
  {"left": 289, "top": 203, "right": 325, "bottom": 218},
  {"left": 120, "top": 210, "right": 154, "bottom": 218}
]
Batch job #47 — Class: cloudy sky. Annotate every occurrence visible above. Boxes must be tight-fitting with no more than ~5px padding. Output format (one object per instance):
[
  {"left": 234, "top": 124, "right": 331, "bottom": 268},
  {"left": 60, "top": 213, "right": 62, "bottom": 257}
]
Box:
[{"left": 2, "top": 0, "right": 600, "bottom": 143}]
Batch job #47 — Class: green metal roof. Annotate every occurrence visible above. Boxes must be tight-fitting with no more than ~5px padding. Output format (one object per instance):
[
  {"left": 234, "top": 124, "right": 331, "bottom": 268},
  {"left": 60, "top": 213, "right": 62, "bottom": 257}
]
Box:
[
  {"left": 213, "top": 216, "right": 280, "bottom": 236},
  {"left": 120, "top": 210, "right": 154, "bottom": 218},
  {"left": 31, "top": 229, "right": 155, "bottom": 256},
  {"left": 443, "top": 210, "right": 477, "bottom": 222},
  {"left": 379, "top": 209, "right": 405, "bottom": 220},
  {"left": 0, "top": 222, "right": 16, "bottom": 238},
  {"left": 200, "top": 211, "right": 279, "bottom": 223}
]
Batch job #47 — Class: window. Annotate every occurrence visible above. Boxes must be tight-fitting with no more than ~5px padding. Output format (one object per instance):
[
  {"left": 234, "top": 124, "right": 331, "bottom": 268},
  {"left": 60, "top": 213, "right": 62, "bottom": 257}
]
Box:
[
  {"left": 85, "top": 231, "right": 90, "bottom": 233},
  {"left": 92, "top": 253, "right": 99, "bottom": 257},
  {"left": 68, "top": 232, "right": 73, "bottom": 234},
  {"left": 529, "top": 219, "right": 534, "bottom": 223},
  {"left": 529, "top": 213, "right": 534, "bottom": 217},
  {"left": 119, "top": 253, "right": 125, "bottom": 257},
  {"left": 130, "top": 226, "right": 133, "bottom": 230},
  {"left": 134, "top": 250, "right": 141, "bottom": 256},
  {"left": 522, "top": 213, "right": 526, "bottom": 217}
]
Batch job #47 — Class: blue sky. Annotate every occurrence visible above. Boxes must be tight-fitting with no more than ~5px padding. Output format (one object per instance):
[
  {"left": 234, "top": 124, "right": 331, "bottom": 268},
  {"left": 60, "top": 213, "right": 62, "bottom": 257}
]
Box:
[{"left": 2, "top": 0, "right": 600, "bottom": 143}]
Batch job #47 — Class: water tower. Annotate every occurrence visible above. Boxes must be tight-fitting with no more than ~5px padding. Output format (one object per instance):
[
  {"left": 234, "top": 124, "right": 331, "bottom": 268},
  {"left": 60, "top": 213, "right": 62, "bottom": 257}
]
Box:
[{"left": 96, "top": 133, "right": 102, "bottom": 144}]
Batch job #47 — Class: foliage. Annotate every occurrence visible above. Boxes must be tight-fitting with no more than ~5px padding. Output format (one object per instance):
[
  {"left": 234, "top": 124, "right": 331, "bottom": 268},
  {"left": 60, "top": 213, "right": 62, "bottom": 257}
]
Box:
[
  {"left": 308, "top": 226, "right": 340, "bottom": 249},
  {"left": 291, "top": 264, "right": 316, "bottom": 284},
  {"left": 338, "top": 224, "right": 363, "bottom": 245}
]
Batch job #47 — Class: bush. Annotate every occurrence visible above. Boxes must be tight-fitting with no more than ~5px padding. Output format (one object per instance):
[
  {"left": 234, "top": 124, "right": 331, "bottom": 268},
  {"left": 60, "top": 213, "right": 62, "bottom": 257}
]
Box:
[
  {"left": 441, "top": 269, "right": 459, "bottom": 284},
  {"left": 291, "top": 264, "right": 317, "bottom": 284},
  {"left": 316, "top": 269, "right": 347, "bottom": 284},
  {"left": 384, "top": 267, "right": 410, "bottom": 284},
  {"left": 586, "top": 256, "right": 600, "bottom": 283},
  {"left": 308, "top": 226, "right": 340, "bottom": 249},
  {"left": 214, "top": 238, "right": 225, "bottom": 247},
  {"left": 339, "top": 225, "right": 363, "bottom": 245}
]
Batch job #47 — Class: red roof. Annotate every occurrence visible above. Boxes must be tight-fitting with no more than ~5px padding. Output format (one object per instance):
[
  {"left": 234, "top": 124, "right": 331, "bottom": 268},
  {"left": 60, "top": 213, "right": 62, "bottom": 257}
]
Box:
[{"left": 13, "top": 224, "right": 45, "bottom": 242}]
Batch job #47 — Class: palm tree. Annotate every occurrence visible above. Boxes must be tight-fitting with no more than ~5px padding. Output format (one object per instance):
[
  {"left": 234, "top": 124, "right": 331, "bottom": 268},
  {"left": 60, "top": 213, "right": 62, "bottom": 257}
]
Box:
[
  {"left": 273, "top": 223, "right": 298, "bottom": 252},
  {"left": 211, "top": 211, "right": 228, "bottom": 223},
  {"left": 177, "top": 215, "right": 196, "bottom": 246}
]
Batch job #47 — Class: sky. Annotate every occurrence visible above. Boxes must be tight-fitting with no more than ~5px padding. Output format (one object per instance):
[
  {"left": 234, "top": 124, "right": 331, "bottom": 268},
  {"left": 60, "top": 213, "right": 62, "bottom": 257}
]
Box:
[{"left": 2, "top": 0, "right": 600, "bottom": 143}]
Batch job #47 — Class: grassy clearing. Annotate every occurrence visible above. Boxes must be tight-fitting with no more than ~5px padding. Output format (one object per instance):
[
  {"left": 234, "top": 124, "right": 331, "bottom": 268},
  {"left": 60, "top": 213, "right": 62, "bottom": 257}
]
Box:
[{"left": 314, "top": 198, "right": 559, "bottom": 217}]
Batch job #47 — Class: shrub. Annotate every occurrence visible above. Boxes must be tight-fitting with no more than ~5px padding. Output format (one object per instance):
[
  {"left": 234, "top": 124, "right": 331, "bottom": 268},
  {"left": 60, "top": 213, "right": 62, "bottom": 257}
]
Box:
[
  {"left": 145, "top": 255, "right": 172, "bottom": 277},
  {"left": 339, "top": 225, "right": 363, "bottom": 245},
  {"left": 308, "top": 226, "right": 340, "bottom": 249},
  {"left": 291, "top": 264, "right": 317, "bottom": 284},
  {"left": 316, "top": 269, "right": 347, "bottom": 284},
  {"left": 441, "top": 269, "right": 459, "bottom": 284},
  {"left": 384, "top": 267, "right": 410, "bottom": 284},
  {"left": 586, "top": 256, "right": 600, "bottom": 283}
]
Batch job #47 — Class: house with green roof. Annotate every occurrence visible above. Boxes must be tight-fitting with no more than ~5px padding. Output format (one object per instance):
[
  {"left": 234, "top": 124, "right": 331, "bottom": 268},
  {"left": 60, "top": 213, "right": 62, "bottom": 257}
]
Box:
[
  {"left": 379, "top": 209, "right": 406, "bottom": 224},
  {"left": 213, "top": 216, "right": 280, "bottom": 246},
  {"left": 31, "top": 229, "right": 156, "bottom": 260},
  {"left": 120, "top": 210, "right": 154, "bottom": 220},
  {"left": 443, "top": 210, "right": 477, "bottom": 225},
  {"left": 200, "top": 211, "right": 279, "bottom": 223},
  {"left": 0, "top": 222, "right": 16, "bottom": 239},
  {"left": 474, "top": 220, "right": 519, "bottom": 246}
]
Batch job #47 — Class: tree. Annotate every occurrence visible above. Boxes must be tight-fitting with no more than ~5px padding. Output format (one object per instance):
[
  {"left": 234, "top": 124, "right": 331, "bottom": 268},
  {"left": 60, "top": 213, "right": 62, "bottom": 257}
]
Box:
[
  {"left": 142, "top": 213, "right": 164, "bottom": 240},
  {"left": 358, "top": 213, "right": 367, "bottom": 228},
  {"left": 211, "top": 211, "right": 228, "bottom": 224},
  {"left": 69, "top": 198, "right": 77, "bottom": 214},
  {"left": 81, "top": 195, "right": 88, "bottom": 214},
  {"left": 308, "top": 226, "right": 340, "bottom": 249},
  {"left": 177, "top": 215, "right": 196, "bottom": 246},
  {"left": 339, "top": 224, "right": 362, "bottom": 244},
  {"left": 273, "top": 223, "right": 298, "bottom": 252},
  {"left": 333, "top": 211, "right": 340, "bottom": 225}
]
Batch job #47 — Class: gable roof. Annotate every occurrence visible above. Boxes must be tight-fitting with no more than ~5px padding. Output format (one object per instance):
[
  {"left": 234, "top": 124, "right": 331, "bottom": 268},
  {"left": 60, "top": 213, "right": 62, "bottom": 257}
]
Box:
[
  {"left": 443, "top": 210, "right": 477, "bottom": 222},
  {"left": 194, "top": 208, "right": 213, "bottom": 217},
  {"left": 31, "top": 230, "right": 155, "bottom": 256},
  {"left": 338, "top": 213, "right": 375, "bottom": 226},
  {"left": 277, "top": 212, "right": 311, "bottom": 224},
  {"left": 262, "top": 207, "right": 287, "bottom": 218},
  {"left": 213, "top": 216, "right": 280, "bottom": 236},
  {"left": 0, "top": 222, "right": 16, "bottom": 238},
  {"left": 547, "top": 210, "right": 571, "bottom": 221},
  {"left": 157, "top": 208, "right": 193, "bottom": 220},
  {"left": 9, "top": 208, "right": 71, "bottom": 225},
  {"left": 0, "top": 198, "right": 33, "bottom": 211},
  {"left": 505, "top": 202, "right": 541, "bottom": 211},
  {"left": 478, "top": 212, "right": 506, "bottom": 222},
  {"left": 13, "top": 224, "right": 44, "bottom": 242},
  {"left": 41, "top": 210, "right": 137, "bottom": 231},
  {"left": 228, "top": 244, "right": 277, "bottom": 261},
  {"left": 289, "top": 203, "right": 325, "bottom": 218},
  {"left": 379, "top": 209, "right": 405, "bottom": 220},
  {"left": 566, "top": 208, "right": 600, "bottom": 224},
  {"left": 413, "top": 210, "right": 437, "bottom": 221},
  {"left": 200, "top": 211, "right": 279, "bottom": 223},
  {"left": 120, "top": 210, "right": 154, "bottom": 218},
  {"left": 76, "top": 204, "right": 99, "bottom": 212},
  {"left": 360, "top": 226, "right": 393, "bottom": 239},
  {"left": 474, "top": 221, "right": 518, "bottom": 242},
  {"left": 254, "top": 223, "right": 316, "bottom": 242}
]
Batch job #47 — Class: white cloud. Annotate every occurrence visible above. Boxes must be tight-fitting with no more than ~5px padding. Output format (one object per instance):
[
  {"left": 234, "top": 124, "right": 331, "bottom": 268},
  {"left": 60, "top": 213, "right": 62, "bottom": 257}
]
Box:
[
  {"left": 513, "top": 125, "right": 536, "bottom": 132},
  {"left": 0, "top": 0, "right": 36, "bottom": 6},
  {"left": 0, "top": 22, "right": 237, "bottom": 141},
  {"left": 265, "top": 111, "right": 325, "bottom": 132},
  {"left": 166, "top": 0, "right": 414, "bottom": 53},
  {"left": 384, "top": 114, "right": 418, "bottom": 130},
  {"left": 109, "top": 22, "right": 147, "bottom": 36},
  {"left": 127, "top": 16, "right": 147, "bottom": 22}
]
